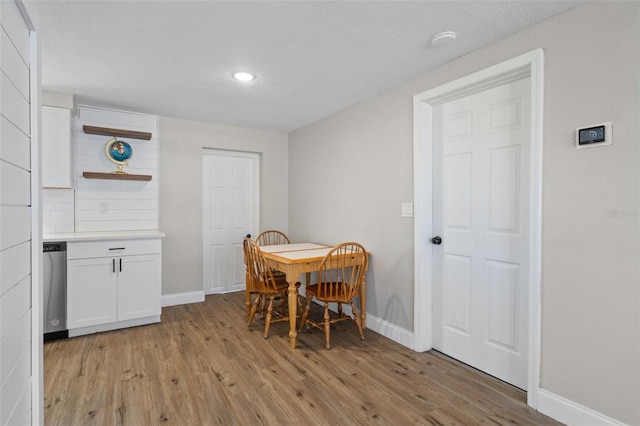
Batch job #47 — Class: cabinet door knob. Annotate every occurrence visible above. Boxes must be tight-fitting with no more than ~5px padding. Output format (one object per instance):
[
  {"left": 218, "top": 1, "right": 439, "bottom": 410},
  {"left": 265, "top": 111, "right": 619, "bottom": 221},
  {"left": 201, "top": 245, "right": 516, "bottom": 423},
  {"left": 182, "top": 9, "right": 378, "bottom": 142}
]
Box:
[{"left": 431, "top": 236, "right": 442, "bottom": 245}]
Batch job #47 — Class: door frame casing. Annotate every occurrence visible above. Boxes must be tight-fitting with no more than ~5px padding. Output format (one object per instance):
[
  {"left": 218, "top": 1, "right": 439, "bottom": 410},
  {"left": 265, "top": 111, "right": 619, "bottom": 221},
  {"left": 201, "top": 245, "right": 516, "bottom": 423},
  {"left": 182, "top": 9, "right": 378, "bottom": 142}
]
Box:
[
  {"left": 412, "top": 49, "right": 544, "bottom": 408},
  {"left": 202, "top": 148, "right": 260, "bottom": 294}
]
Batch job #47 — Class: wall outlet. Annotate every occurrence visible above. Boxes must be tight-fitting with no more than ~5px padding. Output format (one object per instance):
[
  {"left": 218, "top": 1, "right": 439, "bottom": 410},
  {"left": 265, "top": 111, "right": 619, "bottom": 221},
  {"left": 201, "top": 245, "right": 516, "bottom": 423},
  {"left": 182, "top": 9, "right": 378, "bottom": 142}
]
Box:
[
  {"left": 99, "top": 202, "right": 108, "bottom": 215},
  {"left": 402, "top": 202, "right": 413, "bottom": 217}
]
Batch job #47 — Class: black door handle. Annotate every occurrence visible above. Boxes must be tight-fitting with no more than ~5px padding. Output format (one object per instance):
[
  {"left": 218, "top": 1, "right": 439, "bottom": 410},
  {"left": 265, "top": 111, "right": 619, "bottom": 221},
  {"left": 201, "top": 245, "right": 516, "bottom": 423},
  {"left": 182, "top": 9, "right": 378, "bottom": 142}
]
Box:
[
  {"left": 246, "top": 234, "right": 251, "bottom": 239},
  {"left": 431, "top": 236, "right": 442, "bottom": 245}
]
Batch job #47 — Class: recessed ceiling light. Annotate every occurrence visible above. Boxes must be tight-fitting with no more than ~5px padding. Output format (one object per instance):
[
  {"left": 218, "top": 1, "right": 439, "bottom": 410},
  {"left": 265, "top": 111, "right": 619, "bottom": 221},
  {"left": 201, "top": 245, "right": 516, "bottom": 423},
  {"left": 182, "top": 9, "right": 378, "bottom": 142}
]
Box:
[
  {"left": 232, "top": 71, "right": 256, "bottom": 82},
  {"left": 430, "top": 31, "right": 457, "bottom": 47}
]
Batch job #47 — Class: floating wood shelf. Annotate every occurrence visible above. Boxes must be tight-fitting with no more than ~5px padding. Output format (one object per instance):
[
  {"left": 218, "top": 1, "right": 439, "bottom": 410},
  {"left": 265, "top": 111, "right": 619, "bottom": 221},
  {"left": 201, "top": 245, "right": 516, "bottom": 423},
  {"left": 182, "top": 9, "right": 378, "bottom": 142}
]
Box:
[
  {"left": 83, "top": 172, "right": 152, "bottom": 181},
  {"left": 83, "top": 125, "right": 152, "bottom": 141}
]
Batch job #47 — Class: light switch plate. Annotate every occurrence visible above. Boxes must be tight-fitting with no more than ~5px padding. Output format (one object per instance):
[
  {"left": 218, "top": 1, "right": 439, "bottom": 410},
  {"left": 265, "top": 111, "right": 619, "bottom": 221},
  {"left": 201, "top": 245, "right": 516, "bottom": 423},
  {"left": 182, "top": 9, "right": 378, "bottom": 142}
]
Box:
[{"left": 402, "top": 203, "right": 413, "bottom": 217}]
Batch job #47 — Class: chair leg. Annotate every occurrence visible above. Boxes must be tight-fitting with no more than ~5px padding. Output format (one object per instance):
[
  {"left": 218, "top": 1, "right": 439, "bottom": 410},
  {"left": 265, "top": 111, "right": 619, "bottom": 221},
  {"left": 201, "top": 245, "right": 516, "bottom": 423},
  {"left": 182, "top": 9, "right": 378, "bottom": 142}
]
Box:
[
  {"left": 281, "top": 291, "right": 288, "bottom": 317},
  {"left": 248, "top": 295, "right": 261, "bottom": 327},
  {"left": 264, "top": 296, "right": 275, "bottom": 338},
  {"left": 260, "top": 296, "right": 267, "bottom": 319},
  {"left": 245, "top": 290, "right": 252, "bottom": 316},
  {"left": 323, "top": 303, "right": 331, "bottom": 350},
  {"left": 351, "top": 302, "right": 365, "bottom": 341},
  {"left": 296, "top": 285, "right": 303, "bottom": 311},
  {"left": 299, "top": 295, "right": 313, "bottom": 332}
]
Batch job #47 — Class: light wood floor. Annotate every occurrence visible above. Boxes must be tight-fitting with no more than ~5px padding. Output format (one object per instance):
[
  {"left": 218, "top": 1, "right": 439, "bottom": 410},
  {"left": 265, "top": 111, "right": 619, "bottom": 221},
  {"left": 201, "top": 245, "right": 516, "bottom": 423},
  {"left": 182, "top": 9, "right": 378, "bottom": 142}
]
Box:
[{"left": 44, "top": 293, "right": 561, "bottom": 425}]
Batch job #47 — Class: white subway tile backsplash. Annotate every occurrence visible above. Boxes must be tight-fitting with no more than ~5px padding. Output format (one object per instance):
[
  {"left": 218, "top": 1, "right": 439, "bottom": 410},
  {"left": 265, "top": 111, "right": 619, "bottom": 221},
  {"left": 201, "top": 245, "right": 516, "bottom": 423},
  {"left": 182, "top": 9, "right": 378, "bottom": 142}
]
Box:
[
  {"left": 56, "top": 224, "right": 74, "bottom": 233},
  {"left": 43, "top": 195, "right": 63, "bottom": 204},
  {"left": 42, "top": 188, "right": 74, "bottom": 233}
]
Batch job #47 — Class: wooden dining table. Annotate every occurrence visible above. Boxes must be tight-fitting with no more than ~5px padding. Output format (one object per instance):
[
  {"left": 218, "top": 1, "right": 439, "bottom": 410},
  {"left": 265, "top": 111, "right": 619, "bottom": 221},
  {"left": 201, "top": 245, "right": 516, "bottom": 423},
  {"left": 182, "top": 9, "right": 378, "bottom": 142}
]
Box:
[{"left": 254, "top": 243, "right": 368, "bottom": 349}]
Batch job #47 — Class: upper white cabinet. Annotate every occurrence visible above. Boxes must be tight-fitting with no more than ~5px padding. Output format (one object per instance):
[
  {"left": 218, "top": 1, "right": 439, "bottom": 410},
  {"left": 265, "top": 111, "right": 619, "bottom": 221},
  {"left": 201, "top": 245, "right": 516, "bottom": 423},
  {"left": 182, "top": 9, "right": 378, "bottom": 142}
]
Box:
[{"left": 42, "top": 106, "right": 72, "bottom": 188}]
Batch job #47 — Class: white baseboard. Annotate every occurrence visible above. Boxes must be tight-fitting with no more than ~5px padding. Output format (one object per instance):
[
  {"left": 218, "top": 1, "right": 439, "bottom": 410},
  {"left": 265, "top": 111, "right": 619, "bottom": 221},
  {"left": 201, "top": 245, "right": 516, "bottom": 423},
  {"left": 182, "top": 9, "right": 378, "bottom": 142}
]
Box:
[
  {"left": 365, "top": 313, "right": 415, "bottom": 349},
  {"left": 162, "top": 290, "right": 205, "bottom": 307},
  {"left": 538, "top": 389, "right": 626, "bottom": 426},
  {"left": 361, "top": 314, "right": 626, "bottom": 426}
]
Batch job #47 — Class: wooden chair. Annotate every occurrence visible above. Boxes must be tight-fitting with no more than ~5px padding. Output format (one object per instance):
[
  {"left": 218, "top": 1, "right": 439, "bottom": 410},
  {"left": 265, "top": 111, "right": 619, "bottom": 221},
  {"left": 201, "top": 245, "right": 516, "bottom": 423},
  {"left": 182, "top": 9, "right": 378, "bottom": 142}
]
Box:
[
  {"left": 243, "top": 238, "right": 262, "bottom": 315},
  {"left": 255, "top": 230, "right": 289, "bottom": 282},
  {"left": 256, "top": 230, "right": 290, "bottom": 246},
  {"left": 255, "top": 230, "right": 303, "bottom": 309},
  {"left": 245, "top": 239, "right": 292, "bottom": 338},
  {"left": 299, "top": 242, "right": 368, "bottom": 349}
]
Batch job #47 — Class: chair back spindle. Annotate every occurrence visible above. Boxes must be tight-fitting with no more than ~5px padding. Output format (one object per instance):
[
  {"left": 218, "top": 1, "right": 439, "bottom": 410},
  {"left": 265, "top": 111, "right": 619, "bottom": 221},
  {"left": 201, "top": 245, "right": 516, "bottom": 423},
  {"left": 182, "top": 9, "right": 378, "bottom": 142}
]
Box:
[{"left": 256, "top": 230, "right": 290, "bottom": 246}]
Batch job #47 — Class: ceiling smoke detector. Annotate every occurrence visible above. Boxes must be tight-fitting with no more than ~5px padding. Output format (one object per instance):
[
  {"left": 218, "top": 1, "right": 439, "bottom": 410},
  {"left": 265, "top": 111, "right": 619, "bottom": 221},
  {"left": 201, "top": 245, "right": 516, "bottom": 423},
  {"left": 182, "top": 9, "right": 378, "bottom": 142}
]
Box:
[{"left": 430, "top": 31, "right": 457, "bottom": 47}]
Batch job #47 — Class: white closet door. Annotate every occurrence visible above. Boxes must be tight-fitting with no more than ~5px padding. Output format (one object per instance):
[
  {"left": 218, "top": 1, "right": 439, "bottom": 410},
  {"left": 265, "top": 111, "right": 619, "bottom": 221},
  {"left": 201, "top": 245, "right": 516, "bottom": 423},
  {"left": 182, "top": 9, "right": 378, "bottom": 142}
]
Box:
[
  {"left": 203, "top": 150, "right": 259, "bottom": 294},
  {"left": 433, "top": 77, "right": 531, "bottom": 389}
]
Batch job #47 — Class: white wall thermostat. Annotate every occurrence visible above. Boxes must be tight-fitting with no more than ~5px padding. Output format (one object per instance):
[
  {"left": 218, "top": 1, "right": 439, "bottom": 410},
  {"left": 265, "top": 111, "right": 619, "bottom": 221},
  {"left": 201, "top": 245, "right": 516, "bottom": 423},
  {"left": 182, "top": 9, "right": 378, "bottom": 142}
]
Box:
[{"left": 576, "top": 122, "right": 612, "bottom": 149}]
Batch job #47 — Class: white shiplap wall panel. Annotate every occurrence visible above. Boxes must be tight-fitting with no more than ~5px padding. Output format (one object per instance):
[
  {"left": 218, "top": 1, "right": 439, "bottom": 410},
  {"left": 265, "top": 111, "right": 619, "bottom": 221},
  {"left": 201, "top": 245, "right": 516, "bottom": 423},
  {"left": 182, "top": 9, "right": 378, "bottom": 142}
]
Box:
[
  {"left": 78, "top": 106, "right": 157, "bottom": 129},
  {"left": 78, "top": 208, "right": 158, "bottom": 222},
  {"left": 75, "top": 106, "right": 159, "bottom": 232},
  {"left": 0, "top": 1, "right": 29, "bottom": 65},
  {"left": 0, "top": 206, "right": 30, "bottom": 250},
  {"left": 0, "top": 242, "right": 30, "bottom": 296},
  {"left": 0, "top": 275, "right": 30, "bottom": 340},
  {"left": 75, "top": 187, "right": 158, "bottom": 200},
  {"left": 76, "top": 198, "right": 157, "bottom": 211},
  {"left": 0, "top": 162, "right": 30, "bottom": 205},
  {"left": 76, "top": 220, "right": 159, "bottom": 233},
  {"left": 5, "top": 379, "right": 31, "bottom": 426},
  {"left": 0, "top": 333, "right": 30, "bottom": 425},
  {"left": 0, "top": 28, "right": 28, "bottom": 100},
  {"left": 76, "top": 153, "right": 158, "bottom": 172},
  {"left": 0, "top": 116, "right": 30, "bottom": 170},
  {"left": 0, "top": 1, "right": 33, "bottom": 424},
  {"left": 0, "top": 72, "right": 29, "bottom": 133}
]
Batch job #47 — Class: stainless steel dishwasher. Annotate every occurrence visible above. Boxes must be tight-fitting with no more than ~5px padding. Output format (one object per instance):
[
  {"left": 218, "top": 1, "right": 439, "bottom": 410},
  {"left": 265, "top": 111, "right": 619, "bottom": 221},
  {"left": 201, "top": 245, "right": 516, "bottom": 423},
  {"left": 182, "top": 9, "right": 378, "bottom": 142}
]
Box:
[{"left": 43, "top": 242, "right": 68, "bottom": 341}]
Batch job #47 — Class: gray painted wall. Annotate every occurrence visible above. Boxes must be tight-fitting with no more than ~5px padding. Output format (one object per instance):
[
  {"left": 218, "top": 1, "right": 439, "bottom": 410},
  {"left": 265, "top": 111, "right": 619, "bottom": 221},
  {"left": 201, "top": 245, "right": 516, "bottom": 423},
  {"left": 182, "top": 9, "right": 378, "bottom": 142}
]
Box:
[
  {"left": 159, "top": 117, "right": 288, "bottom": 296},
  {"left": 289, "top": 2, "right": 639, "bottom": 424}
]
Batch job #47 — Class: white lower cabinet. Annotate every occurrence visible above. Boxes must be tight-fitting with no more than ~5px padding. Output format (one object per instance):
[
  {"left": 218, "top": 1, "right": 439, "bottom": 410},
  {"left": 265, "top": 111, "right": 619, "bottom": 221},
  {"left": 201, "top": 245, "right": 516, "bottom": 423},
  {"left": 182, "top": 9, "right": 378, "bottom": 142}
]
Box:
[
  {"left": 117, "top": 254, "right": 160, "bottom": 321},
  {"left": 67, "top": 256, "right": 118, "bottom": 328},
  {"left": 67, "top": 238, "right": 162, "bottom": 335}
]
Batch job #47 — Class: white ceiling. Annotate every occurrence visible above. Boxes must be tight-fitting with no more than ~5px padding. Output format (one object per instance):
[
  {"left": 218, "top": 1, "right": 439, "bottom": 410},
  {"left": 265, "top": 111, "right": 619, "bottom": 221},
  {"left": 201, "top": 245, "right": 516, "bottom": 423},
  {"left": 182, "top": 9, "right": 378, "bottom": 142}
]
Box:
[{"left": 30, "top": 0, "right": 581, "bottom": 132}]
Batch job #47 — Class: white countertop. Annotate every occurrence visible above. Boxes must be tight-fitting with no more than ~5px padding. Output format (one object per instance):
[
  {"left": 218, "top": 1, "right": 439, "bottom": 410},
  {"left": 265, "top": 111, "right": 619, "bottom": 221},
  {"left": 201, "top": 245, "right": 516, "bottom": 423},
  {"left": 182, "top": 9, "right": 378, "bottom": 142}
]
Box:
[{"left": 43, "top": 230, "right": 166, "bottom": 242}]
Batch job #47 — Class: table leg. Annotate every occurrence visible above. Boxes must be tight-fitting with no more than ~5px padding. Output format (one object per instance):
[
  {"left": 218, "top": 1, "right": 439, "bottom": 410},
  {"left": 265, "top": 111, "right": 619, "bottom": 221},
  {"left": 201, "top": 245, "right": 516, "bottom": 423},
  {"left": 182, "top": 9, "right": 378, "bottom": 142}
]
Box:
[
  {"left": 287, "top": 275, "right": 298, "bottom": 349},
  {"left": 361, "top": 274, "right": 367, "bottom": 329}
]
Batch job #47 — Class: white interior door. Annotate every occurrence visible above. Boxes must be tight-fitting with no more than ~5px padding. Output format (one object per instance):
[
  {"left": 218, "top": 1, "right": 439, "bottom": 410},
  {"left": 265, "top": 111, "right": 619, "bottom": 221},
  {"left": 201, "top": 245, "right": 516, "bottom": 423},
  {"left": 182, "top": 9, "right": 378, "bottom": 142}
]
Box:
[
  {"left": 432, "top": 77, "right": 531, "bottom": 389},
  {"left": 203, "top": 150, "right": 259, "bottom": 294}
]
